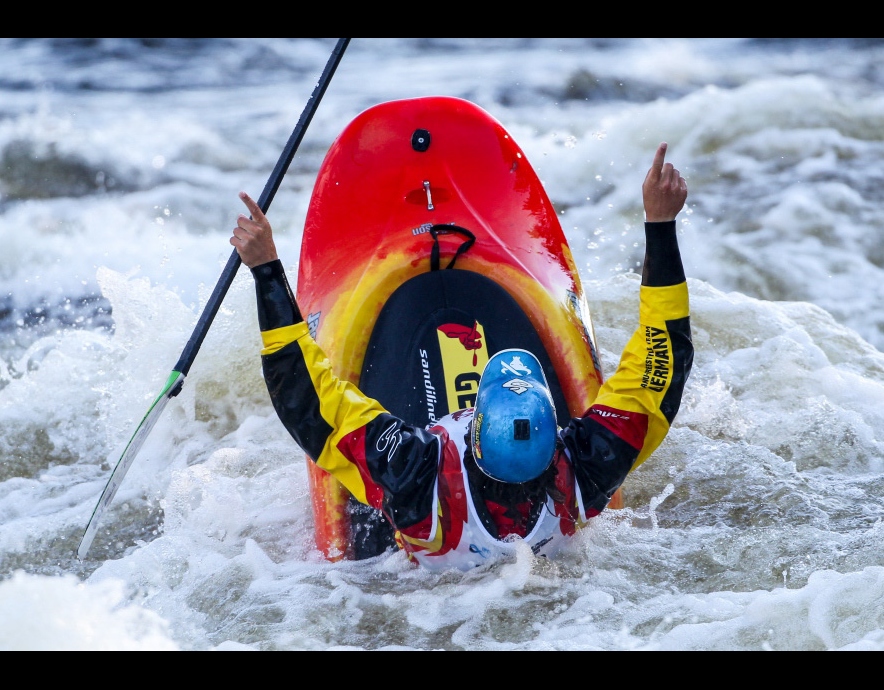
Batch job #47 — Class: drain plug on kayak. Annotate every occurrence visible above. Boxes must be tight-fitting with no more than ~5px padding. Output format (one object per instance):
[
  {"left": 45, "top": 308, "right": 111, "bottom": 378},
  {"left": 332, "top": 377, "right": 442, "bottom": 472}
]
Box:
[{"left": 412, "top": 129, "right": 431, "bottom": 152}]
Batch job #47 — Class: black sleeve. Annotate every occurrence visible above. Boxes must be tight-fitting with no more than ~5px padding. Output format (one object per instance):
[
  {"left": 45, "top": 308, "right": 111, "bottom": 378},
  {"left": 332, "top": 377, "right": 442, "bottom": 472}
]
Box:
[
  {"left": 250, "top": 259, "right": 303, "bottom": 330},
  {"left": 642, "top": 221, "right": 685, "bottom": 287},
  {"left": 560, "top": 417, "right": 639, "bottom": 514}
]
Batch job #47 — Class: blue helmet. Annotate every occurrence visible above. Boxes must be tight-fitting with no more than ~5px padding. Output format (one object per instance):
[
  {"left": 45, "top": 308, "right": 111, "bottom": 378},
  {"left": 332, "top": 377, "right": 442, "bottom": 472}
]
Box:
[{"left": 470, "top": 349, "right": 558, "bottom": 483}]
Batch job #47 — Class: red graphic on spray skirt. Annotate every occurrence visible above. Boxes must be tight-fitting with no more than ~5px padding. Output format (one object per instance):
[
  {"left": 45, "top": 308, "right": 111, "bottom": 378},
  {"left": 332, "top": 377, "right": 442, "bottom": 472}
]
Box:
[{"left": 439, "top": 322, "right": 482, "bottom": 366}]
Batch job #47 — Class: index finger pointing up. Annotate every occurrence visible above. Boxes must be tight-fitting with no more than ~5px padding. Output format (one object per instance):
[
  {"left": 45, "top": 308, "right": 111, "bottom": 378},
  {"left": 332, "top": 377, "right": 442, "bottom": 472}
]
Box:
[
  {"left": 651, "top": 142, "right": 668, "bottom": 175},
  {"left": 239, "top": 191, "right": 267, "bottom": 223}
]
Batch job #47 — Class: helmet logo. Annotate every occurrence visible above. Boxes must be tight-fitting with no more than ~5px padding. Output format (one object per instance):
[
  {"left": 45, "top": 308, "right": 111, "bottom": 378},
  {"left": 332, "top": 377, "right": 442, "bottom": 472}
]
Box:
[
  {"left": 472, "top": 413, "right": 484, "bottom": 459},
  {"left": 502, "top": 378, "right": 533, "bottom": 395},
  {"left": 500, "top": 355, "right": 531, "bottom": 377}
]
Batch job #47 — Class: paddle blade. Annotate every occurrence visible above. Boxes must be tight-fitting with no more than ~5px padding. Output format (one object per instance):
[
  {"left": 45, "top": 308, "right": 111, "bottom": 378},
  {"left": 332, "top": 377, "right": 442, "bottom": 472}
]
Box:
[{"left": 77, "top": 370, "right": 185, "bottom": 560}]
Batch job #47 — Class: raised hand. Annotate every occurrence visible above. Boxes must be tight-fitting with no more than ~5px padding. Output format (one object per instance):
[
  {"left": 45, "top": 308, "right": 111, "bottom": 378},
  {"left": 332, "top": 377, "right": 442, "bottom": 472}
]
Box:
[
  {"left": 642, "top": 142, "right": 688, "bottom": 223},
  {"left": 230, "top": 191, "right": 279, "bottom": 268}
]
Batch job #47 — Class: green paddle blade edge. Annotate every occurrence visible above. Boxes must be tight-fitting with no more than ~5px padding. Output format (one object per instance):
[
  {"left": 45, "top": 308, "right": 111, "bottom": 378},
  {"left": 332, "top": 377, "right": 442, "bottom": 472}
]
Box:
[{"left": 77, "top": 370, "right": 185, "bottom": 560}]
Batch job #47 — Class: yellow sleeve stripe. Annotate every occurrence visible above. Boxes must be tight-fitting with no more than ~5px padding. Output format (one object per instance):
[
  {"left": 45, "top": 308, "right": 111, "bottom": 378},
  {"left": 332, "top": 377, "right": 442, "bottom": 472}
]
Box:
[
  {"left": 259, "top": 322, "right": 389, "bottom": 505},
  {"left": 639, "top": 282, "right": 689, "bottom": 325},
  {"left": 299, "top": 334, "right": 388, "bottom": 504},
  {"left": 260, "top": 322, "right": 310, "bottom": 356},
  {"left": 398, "top": 498, "right": 444, "bottom": 552}
]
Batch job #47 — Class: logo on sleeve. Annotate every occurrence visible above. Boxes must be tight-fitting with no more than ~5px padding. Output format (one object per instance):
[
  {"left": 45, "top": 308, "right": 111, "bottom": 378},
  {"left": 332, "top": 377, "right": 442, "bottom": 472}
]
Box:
[
  {"left": 641, "top": 326, "right": 670, "bottom": 392},
  {"left": 376, "top": 423, "right": 403, "bottom": 459}
]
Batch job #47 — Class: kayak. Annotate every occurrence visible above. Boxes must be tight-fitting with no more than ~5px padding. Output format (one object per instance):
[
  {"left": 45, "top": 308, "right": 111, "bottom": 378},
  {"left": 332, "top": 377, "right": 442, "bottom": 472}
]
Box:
[{"left": 296, "top": 96, "right": 618, "bottom": 561}]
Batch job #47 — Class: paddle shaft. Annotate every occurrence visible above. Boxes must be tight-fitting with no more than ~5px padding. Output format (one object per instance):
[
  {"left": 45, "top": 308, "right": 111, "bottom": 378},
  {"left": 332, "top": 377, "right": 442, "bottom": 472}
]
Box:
[
  {"left": 173, "top": 37, "right": 350, "bottom": 376},
  {"left": 76, "top": 38, "right": 351, "bottom": 560}
]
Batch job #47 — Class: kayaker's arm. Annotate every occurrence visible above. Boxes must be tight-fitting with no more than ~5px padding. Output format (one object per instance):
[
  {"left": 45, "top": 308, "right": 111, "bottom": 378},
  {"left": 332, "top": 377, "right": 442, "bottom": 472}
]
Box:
[
  {"left": 564, "top": 257, "right": 692, "bottom": 516},
  {"left": 232, "top": 190, "right": 441, "bottom": 531},
  {"left": 259, "top": 325, "right": 440, "bottom": 528},
  {"left": 564, "top": 142, "right": 693, "bottom": 517}
]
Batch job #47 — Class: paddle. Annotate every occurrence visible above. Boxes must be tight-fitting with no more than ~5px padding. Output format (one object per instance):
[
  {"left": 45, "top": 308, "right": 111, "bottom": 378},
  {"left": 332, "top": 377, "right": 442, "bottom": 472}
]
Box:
[{"left": 77, "top": 37, "right": 351, "bottom": 560}]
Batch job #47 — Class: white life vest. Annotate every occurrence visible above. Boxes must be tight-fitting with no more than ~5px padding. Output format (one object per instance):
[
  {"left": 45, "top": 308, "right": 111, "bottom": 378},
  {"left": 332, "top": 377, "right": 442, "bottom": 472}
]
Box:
[{"left": 407, "top": 408, "right": 576, "bottom": 572}]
